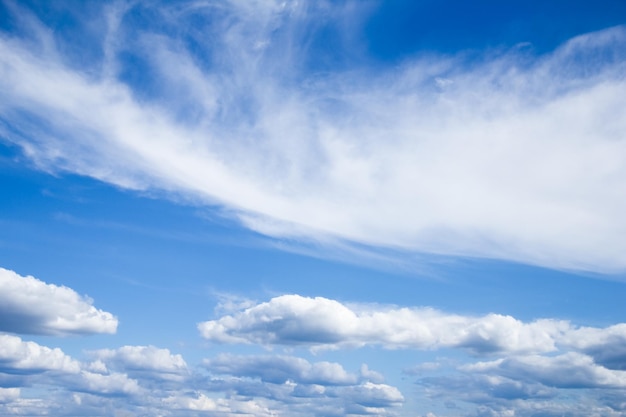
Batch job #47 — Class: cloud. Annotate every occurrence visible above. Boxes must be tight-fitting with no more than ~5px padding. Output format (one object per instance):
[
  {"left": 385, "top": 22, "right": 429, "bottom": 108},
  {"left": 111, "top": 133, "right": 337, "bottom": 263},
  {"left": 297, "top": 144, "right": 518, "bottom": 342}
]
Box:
[
  {"left": 0, "top": 334, "right": 139, "bottom": 397},
  {"left": 204, "top": 353, "right": 358, "bottom": 385},
  {"left": 0, "top": 334, "right": 81, "bottom": 374},
  {"left": 198, "top": 294, "right": 569, "bottom": 353},
  {"left": 1, "top": 2, "right": 626, "bottom": 272},
  {"left": 90, "top": 345, "right": 188, "bottom": 380},
  {"left": 464, "top": 352, "right": 626, "bottom": 389},
  {"left": 0, "top": 387, "right": 20, "bottom": 403},
  {"left": 74, "top": 371, "right": 140, "bottom": 396},
  {"left": 340, "top": 381, "right": 404, "bottom": 408},
  {"left": 198, "top": 351, "right": 403, "bottom": 416},
  {"left": 0, "top": 267, "right": 118, "bottom": 336},
  {"left": 560, "top": 324, "right": 626, "bottom": 370},
  {"left": 162, "top": 393, "right": 277, "bottom": 416}
]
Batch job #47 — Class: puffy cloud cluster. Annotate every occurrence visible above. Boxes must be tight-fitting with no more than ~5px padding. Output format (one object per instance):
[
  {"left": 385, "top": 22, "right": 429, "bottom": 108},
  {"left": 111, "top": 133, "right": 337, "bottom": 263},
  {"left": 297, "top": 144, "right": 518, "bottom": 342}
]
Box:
[
  {"left": 0, "top": 268, "right": 118, "bottom": 336},
  {"left": 1, "top": 1, "right": 626, "bottom": 272},
  {"left": 91, "top": 345, "right": 188, "bottom": 381},
  {"left": 464, "top": 352, "right": 626, "bottom": 389},
  {"left": 202, "top": 353, "right": 404, "bottom": 416},
  {"left": 2, "top": 285, "right": 626, "bottom": 416},
  {"left": 197, "top": 294, "right": 626, "bottom": 416},
  {"left": 198, "top": 294, "right": 569, "bottom": 354},
  {"left": 0, "top": 267, "right": 144, "bottom": 409},
  {"left": 0, "top": 334, "right": 139, "bottom": 397},
  {"left": 205, "top": 354, "right": 358, "bottom": 385}
]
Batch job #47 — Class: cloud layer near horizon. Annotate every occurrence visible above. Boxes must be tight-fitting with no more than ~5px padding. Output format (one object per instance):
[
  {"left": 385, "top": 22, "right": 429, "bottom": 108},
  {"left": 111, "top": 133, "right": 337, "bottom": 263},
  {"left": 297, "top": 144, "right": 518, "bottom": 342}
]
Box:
[
  {"left": 1, "top": 264, "right": 625, "bottom": 416},
  {"left": 1, "top": 1, "right": 626, "bottom": 273}
]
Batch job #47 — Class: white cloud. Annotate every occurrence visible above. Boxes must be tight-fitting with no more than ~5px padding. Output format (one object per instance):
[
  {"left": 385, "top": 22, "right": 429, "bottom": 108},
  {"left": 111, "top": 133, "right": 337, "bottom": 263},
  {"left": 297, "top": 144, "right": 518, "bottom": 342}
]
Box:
[
  {"left": 204, "top": 354, "right": 358, "bottom": 385},
  {"left": 75, "top": 371, "right": 140, "bottom": 396},
  {"left": 0, "top": 267, "right": 118, "bottom": 336},
  {"left": 0, "top": 387, "right": 20, "bottom": 403},
  {"left": 1, "top": 2, "right": 625, "bottom": 272},
  {"left": 339, "top": 381, "right": 404, "bottom": 407},
  {"left": 198, "top": 294, "right": 569, "bottom": 354},
  {"left": 0, "top": 334, "right": 140, "bottom": 398},
  {"left": 0, "top": 334, "right": 81, "bottom": 373},
  {"left": 560, "top": 323, "right": 626, "bottom": 370},
  {"left": 162, "top": 393, "right": 276, "bottom": 416},
  {"left": 91, "top": 345, "right": 188, "bottom": 379},
  {"left": 464, "top": 352, "right": 626, "bottom": 389},
  {"left": 162, "top": 393, "right": 217, "bottom": 411}
]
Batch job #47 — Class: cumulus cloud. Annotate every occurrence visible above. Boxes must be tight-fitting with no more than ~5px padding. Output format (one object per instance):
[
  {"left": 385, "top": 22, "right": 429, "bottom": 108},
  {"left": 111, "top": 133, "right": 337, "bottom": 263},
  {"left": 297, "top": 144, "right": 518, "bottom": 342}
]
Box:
[
  {"left": 197, "top": 351, "right": 404, "bottom": 416},
  {"left": 162, "top": 393, "right": 277, "bottom": 416},
  {"left": 74, "top": 371, "right": 140, "bottom": 396},
  {"left": 0, "top": 331, "right": 403, "bottom": 416},
  {"left": 0, "top": 334, "right": 81, "bottom": 374},
  {"left": 464, "top": 352, "right": 626, "bottom": 389},
  {"left": 0, "top": 267, "right": 118, "bottom": 336},
  {"left": 561, "top": 324, "right": 626, "bottom": 370},
  {"left": 1, "top": 1, "right": 626, "bottom": 272},
  {"left": 204, "top": 354, "right": 358, "bottom": 385},
  {"left": 340, "top": 381, "right": 404, "bottom": 408},
  {"left": 0, "top": 387, "right": 20, "bottom": 403},
  {"left": 0, "top": 334, "right": 139, "bottom": 397},
  {"left": 91, "top": 345, "right": 188, "bottom": 380},
  {"left": 198, "top": 294, "right": 569, "bottom": 353}
]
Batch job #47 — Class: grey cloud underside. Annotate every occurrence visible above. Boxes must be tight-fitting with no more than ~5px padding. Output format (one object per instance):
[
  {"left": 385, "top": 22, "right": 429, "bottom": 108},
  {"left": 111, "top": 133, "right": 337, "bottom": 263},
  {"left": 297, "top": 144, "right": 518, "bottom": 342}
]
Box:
[{"left": 1, "top": 1, "right": 626, "bottom": 272}]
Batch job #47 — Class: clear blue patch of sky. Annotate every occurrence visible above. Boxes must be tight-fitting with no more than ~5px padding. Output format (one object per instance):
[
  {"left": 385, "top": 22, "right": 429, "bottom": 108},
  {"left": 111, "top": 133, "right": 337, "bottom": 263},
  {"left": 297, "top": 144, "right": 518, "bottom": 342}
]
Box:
[{"left": 364, "top": 0, "right": 626, "bottom": 60}]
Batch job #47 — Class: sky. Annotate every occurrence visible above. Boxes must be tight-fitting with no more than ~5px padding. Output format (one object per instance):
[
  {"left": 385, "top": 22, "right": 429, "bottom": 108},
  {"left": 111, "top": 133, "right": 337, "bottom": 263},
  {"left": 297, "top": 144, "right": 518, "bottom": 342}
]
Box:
[{"left": 1, "top": 0, "right": 626, "bottom": 416}]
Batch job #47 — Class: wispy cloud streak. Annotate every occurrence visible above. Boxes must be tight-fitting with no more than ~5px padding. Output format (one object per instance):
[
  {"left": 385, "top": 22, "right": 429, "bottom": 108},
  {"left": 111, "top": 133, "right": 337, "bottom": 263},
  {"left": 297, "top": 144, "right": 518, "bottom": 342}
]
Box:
[{"left": 1, "top": 1, "right": 626, "bottom": 272}]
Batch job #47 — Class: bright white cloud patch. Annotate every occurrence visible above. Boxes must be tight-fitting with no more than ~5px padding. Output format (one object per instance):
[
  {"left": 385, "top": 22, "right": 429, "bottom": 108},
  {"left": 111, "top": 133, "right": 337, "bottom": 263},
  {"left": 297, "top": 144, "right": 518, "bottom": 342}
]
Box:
[
  {"left": 0, "top": 334, "right": 81, "bottom": 373},
  {"left": 0, "top": 334, "right": 139, "bottom": 398},
  {"left": 198, "top": 294, "right": 569, "bottom": 353},
  {"left": 1, "top": 1, "right": 625, "bottom": 272},
  {"left": 0, "top": 267, "right": 118, "bottom": 335}
]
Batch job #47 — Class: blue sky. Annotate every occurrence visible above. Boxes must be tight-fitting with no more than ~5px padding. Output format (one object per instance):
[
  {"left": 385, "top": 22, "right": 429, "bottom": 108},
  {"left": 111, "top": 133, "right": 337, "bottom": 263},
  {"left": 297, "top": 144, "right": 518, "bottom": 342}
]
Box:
[{"left": 1, "top": 0, "right": 626, "bottom": 416}]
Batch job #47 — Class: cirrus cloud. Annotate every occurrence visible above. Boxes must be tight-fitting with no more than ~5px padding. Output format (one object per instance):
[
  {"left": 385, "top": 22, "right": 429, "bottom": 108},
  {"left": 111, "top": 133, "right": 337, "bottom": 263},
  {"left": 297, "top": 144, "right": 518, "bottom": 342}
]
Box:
[{"left": 1, "top": 1, "right": 626, "bottom": 273}]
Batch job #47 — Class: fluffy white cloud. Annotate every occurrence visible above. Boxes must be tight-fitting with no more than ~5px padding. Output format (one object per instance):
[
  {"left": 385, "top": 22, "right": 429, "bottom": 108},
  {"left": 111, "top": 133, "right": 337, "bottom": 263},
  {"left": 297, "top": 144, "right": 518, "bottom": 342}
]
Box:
[
  {"left": 198, "top": 294, "right": 569, "bottom": 354},
  {"left": 339, "top": 381, "right": 404, "bottom": 407},
  {"left": 464, "top": 352, "right": 626, "bottom": 389},
  {"left": 1, "top": 2, "right": 626, "bottom": 272},
  {"left": 162, "top": 393, "right": 276, "bottom": 416},
  {"left": 199, "top": 358, "right": 404, "bottom": 417},
  {"left": 561, "top": 324, "right": 626, "bottom": 370},
  {"left": 74, "top": 371, "right": 140, "bottom": 396},
  {"left": 0, "top": 388, "right": 20, "bottom": 403},
  {"left": 0, "top": 334, "right": 81, "bottom": 374},
  {"left": 0, "top": 334, "right": 139, "bottom": 398},
  {"left": 91, "top": 345, "right": 188, "bottom": 379},
  {"left": 0, "top": 267, "right": 118, "bottom": 335},
  {"left": 204, "top": 354, "right": 358, "bottom": 385},
  {"left": 162, "top": 393, "right": 217, "bottom": 411}
]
